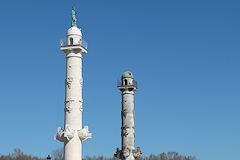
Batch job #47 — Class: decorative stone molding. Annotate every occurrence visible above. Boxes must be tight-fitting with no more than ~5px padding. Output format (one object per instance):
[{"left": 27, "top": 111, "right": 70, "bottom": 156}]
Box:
[
  {"left": 122, "top": 109, "right": 128, "bottom": 118},
  {"left": 55, "top": 125, "right": 75, "bottom": 142},
  {"left": 55, "top": 127, "right": 65, "bottom": 142},
  {"left": 114, "top": 147, "right": 142, "bottom": 160},
  {"left": 66, "top": 77, "right": 73, "bottom": 89},
  {"left": 78, "top": 100, "right": 83, "bottom": 111},
  {"left": 114, "top": 148, "right": 122, "bottom": 160},
  {"left": 132, "top": 147, "right": 142, "bottom": 159},
  {"left": 123, "top": 148, "right": 131, "bottom": 158},
  {"left": 78, "top": 126, "right": 92, "bottom": 141},
  {"left": 55, "top": 125, "right": 92, "bottom": 143},
  {"left": 122, "top": 126, "right": 130, "bottom": 137},
  {"left": 122, "top": 148, "right": 136, "bottom": 160},
  {"left": 65, "top": 99, "right": 74, "bottom": 113}
]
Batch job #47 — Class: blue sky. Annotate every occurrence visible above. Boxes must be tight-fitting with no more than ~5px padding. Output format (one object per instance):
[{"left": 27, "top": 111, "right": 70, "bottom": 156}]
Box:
[{"left": 0, "top": 0, "right": 239, "bottom": 160}]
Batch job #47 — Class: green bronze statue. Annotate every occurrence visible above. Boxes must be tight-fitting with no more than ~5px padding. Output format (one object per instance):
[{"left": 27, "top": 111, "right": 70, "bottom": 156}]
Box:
[{"left": 71, "top": 7, "right": 77, "bottom": 27}]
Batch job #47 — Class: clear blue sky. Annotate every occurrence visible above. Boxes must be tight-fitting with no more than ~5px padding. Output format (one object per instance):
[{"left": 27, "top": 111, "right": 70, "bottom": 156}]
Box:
[{"left": 0, "top": 0, "right": 239, "bottom": 160}]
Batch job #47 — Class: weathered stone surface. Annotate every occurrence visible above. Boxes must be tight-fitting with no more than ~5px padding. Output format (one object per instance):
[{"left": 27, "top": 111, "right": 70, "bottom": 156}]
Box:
[{"left": 115, "top": 72, "right": 142, "bottom": 160}]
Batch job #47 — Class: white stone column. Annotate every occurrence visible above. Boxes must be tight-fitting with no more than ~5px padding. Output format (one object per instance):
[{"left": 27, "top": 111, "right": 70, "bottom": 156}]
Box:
[
  {"left": 55, "top": 23, "right": 91, "bottom": 160},
  {"left": 64, "top": 52, "right": 83, "bottom": 160}
]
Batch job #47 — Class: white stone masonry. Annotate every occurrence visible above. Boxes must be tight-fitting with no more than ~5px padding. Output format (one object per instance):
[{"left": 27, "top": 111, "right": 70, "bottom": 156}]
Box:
[
  {"left": 55, "top": 24, "right": 91, "bottom": 160},
  {"left": 114, "top": 71, "right": 142, "bottom": 160}
]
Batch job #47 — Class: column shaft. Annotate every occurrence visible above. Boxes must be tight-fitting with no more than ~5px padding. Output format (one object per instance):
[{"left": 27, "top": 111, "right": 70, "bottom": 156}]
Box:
[
  {"left": 122, "top": 92, "right": 135, "bottom": 151},
  {"left": 64, "top": 53, "right": 83, "bottom": 160}
]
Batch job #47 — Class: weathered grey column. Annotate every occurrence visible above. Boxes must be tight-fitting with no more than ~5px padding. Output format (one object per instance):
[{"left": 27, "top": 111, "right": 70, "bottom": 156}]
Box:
[
  {"left": 55, "top": 8, "right": 91, "bottom": 160},
  {"left": 114, "top": 71, "right": 142, "bottom": 160}
]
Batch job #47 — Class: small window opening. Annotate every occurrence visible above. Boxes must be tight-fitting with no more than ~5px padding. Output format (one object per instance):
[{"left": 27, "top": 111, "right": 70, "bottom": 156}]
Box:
[
  {"left": 124, "top": 79, "right": 128, "bottom": 85},
  {"left": 70, "top": 38, "right": 74, "bottom": 45}
]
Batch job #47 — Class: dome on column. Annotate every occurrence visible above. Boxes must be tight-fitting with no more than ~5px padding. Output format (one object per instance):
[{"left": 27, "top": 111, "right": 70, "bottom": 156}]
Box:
[
  {"left": 122, "top": 71, "right": 134, "bottom": 79},
  {"left": 67, "top": 26, "right": 82, "bottom": 36}
]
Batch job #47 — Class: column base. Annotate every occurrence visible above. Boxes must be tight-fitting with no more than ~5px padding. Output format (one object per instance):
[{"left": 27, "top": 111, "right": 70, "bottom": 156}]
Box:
[{"left": 114, "top": 147, "right": 142, "bottom": 160}]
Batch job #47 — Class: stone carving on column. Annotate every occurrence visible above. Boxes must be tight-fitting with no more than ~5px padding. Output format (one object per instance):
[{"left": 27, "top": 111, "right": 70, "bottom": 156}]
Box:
[
  {"left": 114, "top": 148, "right": 122, "bottom": 160},
  {"left": 55, "top": 125, "right": 75, "bottom": 142},
  {"left": 65, "top": 99, "right": 74, "bottom": 113},
  {"left": 122, "top": 109, "right": 127, "bottom": 118},
  {"left": 78, "top": 99, "right": 83, "bottom": 111},
  {"left": 55, "top": 127, "right": 65, "bottom": 142},
  {"left": 123, "top": 147, "right": 138, "bottom": 160},
  {"left": 132, "top": 147, "right": 142, "bottom": 159},
  {"left": 123, "top": 148, "right": 131, "bottom": 159},
  {"left": 122, "top": 126, "right": 129, "bottom": 137},
  {"left": 78, "top": 126, "right": 92, "bottom": 141},
  {"left": 66, "top": 77, "right": 73, "bottom": 89}
]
